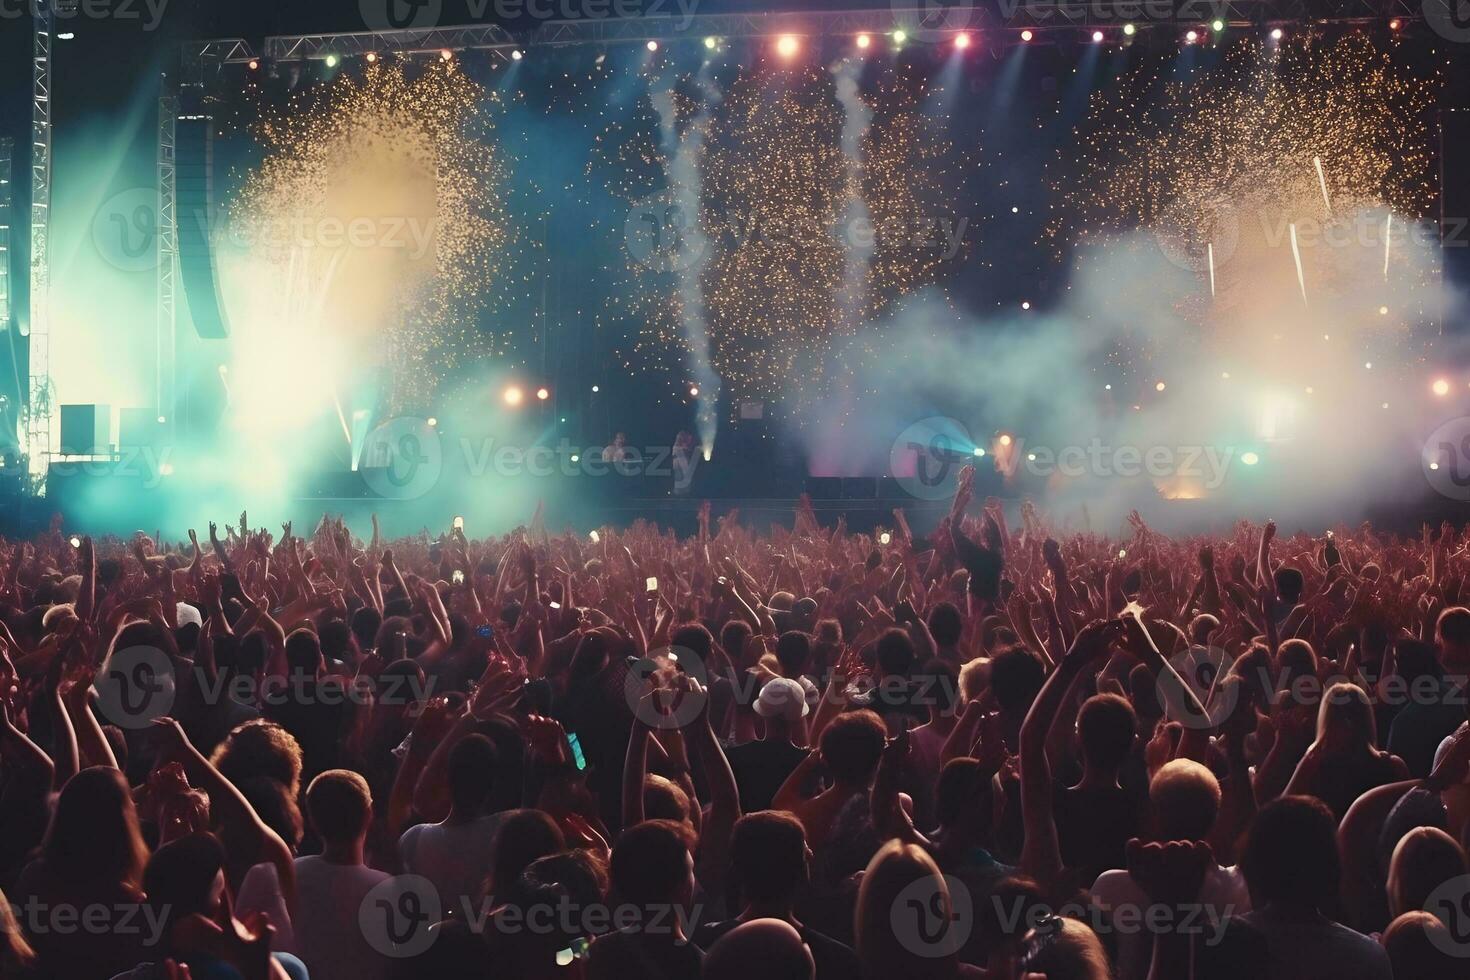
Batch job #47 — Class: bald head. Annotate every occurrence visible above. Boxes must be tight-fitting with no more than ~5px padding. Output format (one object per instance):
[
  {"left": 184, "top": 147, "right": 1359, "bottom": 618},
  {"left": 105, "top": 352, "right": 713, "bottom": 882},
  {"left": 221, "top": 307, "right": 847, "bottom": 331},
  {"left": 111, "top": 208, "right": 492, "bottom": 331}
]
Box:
[{"left": 704, "top": 919, "right": 814, "bottom": 980}]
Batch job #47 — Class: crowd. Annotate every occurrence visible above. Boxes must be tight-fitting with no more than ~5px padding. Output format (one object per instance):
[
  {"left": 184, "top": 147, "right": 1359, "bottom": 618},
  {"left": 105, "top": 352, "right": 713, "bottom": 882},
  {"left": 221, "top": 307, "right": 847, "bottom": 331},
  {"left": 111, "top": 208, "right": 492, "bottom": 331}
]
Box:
[{"left": 0, "top": 464, "right": 1468, "bottom": 980}]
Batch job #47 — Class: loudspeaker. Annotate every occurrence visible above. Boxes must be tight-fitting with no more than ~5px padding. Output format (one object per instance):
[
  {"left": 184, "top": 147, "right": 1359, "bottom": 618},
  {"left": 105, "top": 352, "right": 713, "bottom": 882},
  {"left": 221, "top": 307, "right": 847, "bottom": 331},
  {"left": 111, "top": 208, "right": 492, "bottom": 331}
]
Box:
[
  {"left": 59, "top": 404, "right": 112, "bottom": 456},
  {"left": 178, "top": 115, "right": 231, "bottom": 339}
]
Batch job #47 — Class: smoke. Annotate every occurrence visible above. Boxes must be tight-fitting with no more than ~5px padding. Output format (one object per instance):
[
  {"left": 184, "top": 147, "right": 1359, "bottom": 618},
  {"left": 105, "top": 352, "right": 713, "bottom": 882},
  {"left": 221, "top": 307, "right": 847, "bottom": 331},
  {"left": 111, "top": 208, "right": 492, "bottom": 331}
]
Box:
[
  {"left": 833, "top": 59, "right": 874, "bottom": 327},
  {"left": 792, "top": 202, "right": 1460, "bottom": 533}
]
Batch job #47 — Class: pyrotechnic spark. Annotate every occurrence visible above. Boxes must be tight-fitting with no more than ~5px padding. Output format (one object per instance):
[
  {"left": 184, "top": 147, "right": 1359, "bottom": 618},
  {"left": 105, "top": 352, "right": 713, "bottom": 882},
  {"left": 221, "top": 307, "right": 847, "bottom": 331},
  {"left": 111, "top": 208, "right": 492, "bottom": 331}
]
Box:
[
  {"left": 1289, "top": 222, "right": 1308, "bottom": 306},
  {"left": 1313, "top": 155, "right": 1331, "bottom": 212},
  {"left": 231, "top": 61, "right": 513, "bottom": 410},
  {"left": 1207, "top": 242, "right": 1215, "bottom": 297},
  {"left": 1383, "top": 212, "right": 1392, "bottom": 280}
]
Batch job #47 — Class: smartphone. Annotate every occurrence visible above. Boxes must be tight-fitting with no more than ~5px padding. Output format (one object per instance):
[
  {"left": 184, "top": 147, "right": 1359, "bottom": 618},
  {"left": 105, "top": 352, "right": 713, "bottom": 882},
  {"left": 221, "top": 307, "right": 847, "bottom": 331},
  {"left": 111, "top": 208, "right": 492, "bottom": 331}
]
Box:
[
  {"left": 589, "top": 530, "right": 600, "bottom": 543},
  {"left": 453, "top": 516, "right": 464, "bottom": 530},
  {"left": 549, "top": 601, "right": 562, "bottom": 610},
  {"left": 879, "top": 531, "right": 891, "bottom": 545},
  {"left": 566, "top": 732, "right": 587, "bottom": 771},
  {"left": 645, "top": 577, "right": 658, "bottom": 593},
  {"left": 556, "top": 936, "right": 591, "bottom": 966},
  {"left": 452, "top": 570, "right": 465, "bottom": 585},
  {"left": 476, "top": 624, "right": 494, "bottom": 639}
]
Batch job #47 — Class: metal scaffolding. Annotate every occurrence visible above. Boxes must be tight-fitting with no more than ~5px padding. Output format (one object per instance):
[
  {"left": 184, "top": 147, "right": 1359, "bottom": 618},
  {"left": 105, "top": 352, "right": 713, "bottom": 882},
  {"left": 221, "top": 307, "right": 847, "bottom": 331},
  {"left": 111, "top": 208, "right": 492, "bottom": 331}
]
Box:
[
  {"left": 0, "top": 137, "right": 10, "bottom": 332},
  {"left": 157, "top": 79, "right": 178, "bottom": 430},
  {"left": 27, "top": 9, "right": 52, "bottom": 487}
]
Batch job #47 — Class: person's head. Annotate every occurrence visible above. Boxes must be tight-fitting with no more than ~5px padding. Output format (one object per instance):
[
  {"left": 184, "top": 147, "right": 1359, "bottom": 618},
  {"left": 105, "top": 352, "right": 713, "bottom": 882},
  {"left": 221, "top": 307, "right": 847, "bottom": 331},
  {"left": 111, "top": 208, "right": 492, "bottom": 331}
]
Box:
[
  {"left": 487, "top": 809, "right": 566, "bottom": 901},
  {"left": 642, "top": 774, "right": 693, "bottom": 825},
  {"left": 722, "top": 620, "right": 755, "bottom": 668},
  {"left": 705, "top": 919, "right": 815, "bottom": 980},
  {"left": 875, "top": 628, "right": 917, "bottom": 679},
  {"left": 1017, "top": 917, "right": 1112, "bottom": 980},
  {"left": 305, "top": 769, "right": 373, "bottom": 849},
  {"left": 609, "top": 819, "right": 697, "bottom": 912},
  {"left": 285, "top": 627, "right": 325, "bottom": 677},
  {"left": 210, "top": 719, "right": 304, "bottom": 799},
  {"left": 1276, "top": 639, "right": 1318, "bottom": 689},
  {"left": 927, "top": 602, "right": 964, "bottom": 650},
  {"left": 754, "top": 676, "right": 809, "bottom": 730},
  {"left": 447, "top": 733, "right": 499, "bottom": 815},
  {"left": 1315, "top": 682, "right": 1375, "bottom": 753},
  {"left": 671, "top": 623, "right": 714, "bottom": 668},
  {"left": 1150, "top": 759, "right": 1221, "bottom": 842},
  {"left": 819, "top": 709, "right": 887, "bottom": 788},
  {"left": 1436, "top": 606, "right": 1470, "bottom": 670},
  {"left": 350, "top": 604, "right": 383, "bottom": 652},
  {"left": 1241, "top": 796, "right": 1341, "bottom": 910},
  {"left": 1381, "top": 912, "right": 1462, "bottom": 980},
  {"left": 1076, "top": 693, "right": 1136, "bottom": 773},
  {"left": 1188, "top": 613, "right": 1220, "bottom": 646},
  {"left": 990, "top": 645, "right": 1046, "bottom": 715},
  {"left": 855, "top": 840, "right": 962, "bottom": 980},
  {"left": 1387, "top": 826, "right": 1469, "bottom": 919},
  {"left": 1274, "top": 566, "right": 1304, "bottom": 605},
  {"left": 729, "top": 811, "right": 810, "bottom": 907},
  {"left": 236, "top": 776, "right": 304, "bottom": 851},
  {"left": 935, "top": 757, "right": 994, "bottom": 841},
  {"left": 775, "top": 631, "right": 813, "bottom": 678},
  {"left": 958, "top": 657, "right": 991, "bottom": 703},
  {"left": 43, "top": 766, "right": 148, "bottom": 891},
  {"left": 144, "top": 832, "right": 228, "bottom": 937}
]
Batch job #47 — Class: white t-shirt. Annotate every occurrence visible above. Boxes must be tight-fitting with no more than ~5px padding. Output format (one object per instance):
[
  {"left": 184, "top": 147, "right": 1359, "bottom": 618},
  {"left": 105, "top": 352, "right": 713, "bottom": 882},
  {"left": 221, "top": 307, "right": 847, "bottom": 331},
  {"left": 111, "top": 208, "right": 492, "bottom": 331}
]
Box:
[
  {"left": 398, "top": 814, "right": 505, "bottom": 917},
  {"left": 1091, "top": 863, "right": 1251, "bottom": 980},
  {"left": 292, "top": 855, "right": 393, "bottom": 980},
  {"left": 236, "top": 861, "right": 297, "bottom": 954}
]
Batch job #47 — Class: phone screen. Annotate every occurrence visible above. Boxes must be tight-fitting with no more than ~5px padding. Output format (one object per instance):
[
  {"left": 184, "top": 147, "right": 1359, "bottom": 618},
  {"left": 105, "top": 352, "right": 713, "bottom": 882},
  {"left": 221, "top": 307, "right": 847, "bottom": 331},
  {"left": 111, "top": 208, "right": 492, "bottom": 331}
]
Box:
[
  {"left": 452, "top": 570, "right": 465, "bottom": 585},
  {"left": 566, "top": 732, "right": 587, "bottom": 771},
  {"left": 453, "top": 516, "right": 464, "bottom": 530},
  {"left": 645, "top": 577, "right": 658, "bottom": 592},
  {"left": 549, "top": 601, "right": 562, "bottom": 610},
  {"left": 476, "top": 624, "right": 494, "bottom": 639}
]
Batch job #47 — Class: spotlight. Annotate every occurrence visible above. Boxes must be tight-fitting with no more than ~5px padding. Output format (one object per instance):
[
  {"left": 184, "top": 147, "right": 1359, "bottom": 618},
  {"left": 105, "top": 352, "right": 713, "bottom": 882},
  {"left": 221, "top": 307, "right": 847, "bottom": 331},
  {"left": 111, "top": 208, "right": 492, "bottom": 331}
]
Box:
[
  {"left": 1104, "top": 383, "right": 1112, "bottom": 390},
  {"left": 1379, "top": 305, "right": 1389, "bottom": 315},
  {"left": 1123, "top": 23, "right": 1136, "bottom": 36},
  {"left": 511, "top": 49, "right": 523, "bottom": 60},
  {"left": 427, "top": 417, "right": 438, "bottom": 427},
  {"left": 776, "top": 35, "right": 800, "bottom": 57},
  {"left": 159, "top": 462, "right": 175, "bottom": 477},
  {"left": 954, "top": 33, "right": 971, "bottom": 50},
  {"left": 217, "top": 364, "right": 228, "bottom": 375},
  {"left": 647, "top": 40, "right": 659, "bottom": 51},
  {"left": 572, "top": 454, "right": 581, "bottom": 464},
  {"left": 1021, "top": 301, "right": 1031, "bottom": 310},
  {"left": 1211, "top": 19, "right": 1224, "bottom": 31},
  {"left": 366, "top": 52, "right": 378, "bottom": 63},
  {"left": 1365, "top": 362, "right": 1373, "bottom": 369},
  {"left": 973, "top": 447, "right": 985, "bottom": 457},
  {"left": 1389, "top": 17, "right": 1402, "bottom": 30},
  {"left": 69, "top": 536, "right": 81, "bottom": 548},
  {"left": 57, "top": 32, "right": 75, "bottom": 41},
  {"left": 1271, "top": 28, "right": 1284, "bottom": 39},
  {"left": 504, "top": 386, "right": 524, "bottom": 406},
  {"left": 1155, "top": 381, "right": 1166, "bottom": 391},
  {"left": 441, "top": 49, "right": 454, "bottom": 61},
  {"left": 1027, "top": 453, "right": 1037, "bottom": 461},
  {"left": 248, "top": 59, "right": 260, "bottom": 70},
  {"left": 1434, "top": 378, "right": 1451, "bottom": 396},
  {"left": 1241, "top": 451, "right": 1259, "bottom": 465},
  {"left": 325, "top": 54, "right": 339, "bottom": 68},
  {"left": 689, "top": 385, "right": 700, "bottom": 397},
  {"left": 1092, "top": 30, "right": 1104, "bottom": 42},
  {"left": 157, "top": 415, "right": 167, "bottom": 424},
  {"left": 892, "top": 30, "right": 907, "bottom": 44},
  {"left": 1020, "top": 29, "right": 1033, "bottom": 42},
  {"left": 999, "top": 434, "right": 1013, "bottom": 447},
  {"left": 879, "top": 532, "right": 892, "bottom": 545},
  {"left": 1431, "top": 461, "right": 1441, "bottom": 470},
  {"left": 591, "top": 384, "right": 600, "bottom": 393},
  {"left": 1185, "top": 29, "right": 1198, "bottom": 42},
  {"left": 704, "top": 37, "right": 718, "bottom": 49},
  {"left": 536, "top": 387, "right": 550, "bottom": 401},
  {"left": 1221, "top": 371, "right": 1230, "bottom": 378},
  {"left": 589, "top": 529, "right": 599, "bottom": 542},
  {"left": 856, "top": 33, "right": 871, "bottom": 49}
]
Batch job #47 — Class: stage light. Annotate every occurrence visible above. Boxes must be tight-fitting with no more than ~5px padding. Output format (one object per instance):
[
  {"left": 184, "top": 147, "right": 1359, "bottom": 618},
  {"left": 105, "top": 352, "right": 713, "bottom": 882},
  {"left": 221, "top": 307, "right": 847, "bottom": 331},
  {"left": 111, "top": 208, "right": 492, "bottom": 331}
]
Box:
[
  {"left": 57, "top": 32, "right": 74, "bottom": 41},
  {"left": 1389, "top": 17, "right": 1402, "bottom": 30},
  {"left": 1271, "top": 28, "right": 1284, "bottom": 39},
  {"left": 973, "top": 447, "right": 985, "bottom": 457},
  {"left": 325, "top": 54, "right": 339, "bottom": 68},
  {"left": 999, "top": 434, "right": 1012, "bottom": 447},
  {"left": 1305, "top": 386, "right": 1314, "bottom": 394},
  {"left": 1211, "top": 19, "right": 1225, "bottom": 31},
  {"left": 1434, "top": 378, "right": 1451, "bottom": 396},
  {"left": 1379, "top": 305, "right": 1389, "bottom": 315},
  {"left": 1221, "top": 371, "right": 1230, "bottom": 379},
  {"left": 1365, "top": 362, "right": 1373, "bottom": 369},
  {"left": 536, "top": 387, "right": 550, "bottom": 401},
  {"left": 1027, "top": 453, "right": 1037, "bottom": 461},
  {"left": 218, "top": 364, "right": 228, "bottom": 375},
  {"left": 1241, "top": 451, "right": 1259, "bottom": 465},
  {"left": 689, "top": 385, "right": 699, "bottom": 397},
  {"left": 1020, "top": 29, "right": 1033, "bottom": 42},
  {"left": 511, "top": 49, "right": 523, "bottom": 60},
  {"left": 504, "top": 386, "right": 524, "bottom": 406},
  {"left": 366, "top": 52, "right": 378, "bottom": 63},
  {"left": 1431, "top": 461, "right": 1441, "bottom": 470},
  {"left": 1118, "top": 549, "right": 1127, "bottom": 558},
  {"left": 427, "top": 417, "right": 438, "bottom": 427},
  {"left": 571, "top": 454, "right": 581, "bottom": 463},
  {"left": 705, "top": 37, "right": 718, "bottom": 49},
  {"left": 159, "top": 462, "right": 175, "bottom": 477},
  {"left": 1104, "top": 383, "right": 1112, "bottom": 390},
  {"left": 1021, "top": 301, "right": 1031, "bottom": 310},
  {"left": 441, "top": 49, "right": 454, "bottom": 61},
  {"left": 1185, "top": 30, "right": 1198, "bottom": 42},
  {"left": 591, "top": 384, "right": 600, "bottom": 392},
  {"left": 248, "top": 59, "right": 260, "bottom": 70},
  {"left": 856, "top": 33, "right": 871, "bottom": 49},
  {"left": 1092, "top": 30, "right": 1104, "bottom": 42},
  {"left": 892, "top": 30, "right": 907, "bottom": 44},
  {"left": 1123, "top": 23, "right": 1136, "bottom": 36},
  {"left": 1155, "top": 381, "right": 1166, "bottom": 391},
  {"left": 776, "top": 35, "right": 800, "bottom": 57},
  {"left": 879, "top": 532, "right": 892, "bottom": 545},
  {"left": 647, "top": 40, "right": 659, "bottom": 51},
  {"left": 157, "top": 415, "right": 167, "bottom": 424},
  {"left": 955, "top": 33, "right": 971, "bottom": 50}
]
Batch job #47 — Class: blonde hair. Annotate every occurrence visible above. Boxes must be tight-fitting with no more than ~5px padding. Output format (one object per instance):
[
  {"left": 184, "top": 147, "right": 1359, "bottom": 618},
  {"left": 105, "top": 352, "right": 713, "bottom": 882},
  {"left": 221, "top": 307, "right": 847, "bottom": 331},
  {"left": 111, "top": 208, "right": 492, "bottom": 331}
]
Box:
[{"left": 855, "top": 840, "right": 961, "bottom": 980}]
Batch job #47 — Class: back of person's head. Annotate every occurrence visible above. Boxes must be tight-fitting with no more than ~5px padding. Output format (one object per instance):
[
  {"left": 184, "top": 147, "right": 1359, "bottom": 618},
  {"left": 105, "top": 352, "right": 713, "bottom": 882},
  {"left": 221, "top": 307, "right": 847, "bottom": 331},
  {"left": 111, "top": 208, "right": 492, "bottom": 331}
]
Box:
[
  {"left": 819, "top": 709, "right": 887, "bottom": 787},
  {"left": 1077, "top": 693, "right": 1136, "bottom": 771},
  {"left": 1277, "top": 639, "right": 1318, "bottom": 687},
  {"left": 1316, "top": 682, "right": 1374, "bottom": 751},
  {"left": 875, "top": 628, "right": 917, "bottom": 678},
  {"left": 210, "top": 719, "right": 304, "bottom": 798},
  {"left": 1188, "top": 613, "right": 1220, "bottom": 646},
  {"left": 351, "top": 605, "right": 383, "bottom": 651},
  {"left": 1018, "top": 917, "right": 1112, "bottom": 980},
  {"left": 729, "top": 811, "right": 809, "bottom": 904},
  {"left": 927, "top": 602, "right": 963, "bottom": 648},
  {"left": 318, "top": 617, "right": 353, "bottom": 664},
  {"left": 1241, "top": 796, "right": 1341, "bottom": 909},
  {"left": 43, "top": 766, "right": 148, "bottom": 890},
  {"left": 284, "top": 627, "right": 324, "bottom": 677},
  {"left": 144, "top": 832, "right": 226, "bottom": 925},
  {"left": 487, "top": 809, "right": 566, "bottom": 901},
  {"left": 935, "top": 758, "right": 994, "bottom": 838},
  {"left": 305, "top": 769, "right": 373, "bottom": 846},
  {"left": 1388, "top": 826, "right": 1469, "bottom": 919},
  {"left": 236, "top": 776, "right": 304, "bottom": 850},
  {"left": 642, "top": 773, "right": 692, "bottom": 824},
  {"left": 516, "top": 849, "right": 608, "bottom": 910},
  {"left": 1438, "top": 606, "right": 1470, "bottom": 649},
  {"left": 705, "top": 919, "right": 815, "bottom": 980},
  {"left": 1150, "top": 759, "right": 1221, "bottom": 842},
  {"left": 671, "top": 623, "right": 714, "bottom": 666},
  {"left": 1274, "top": 566, "right": 1304, "bottom": 604},
  {"left": 958, "top": 657, "right": 991, "bottom": 703},
  {"left": 855, "top": 840, "right": 962, "bottom": 980},
  {"left": 1128, "top": 663, "right": 1163, "bottom": 720},
  {"left": 1394, "top": 639, "right": 1443, "bottom": 683},
  {"left": 775, "top": 630, "right": 813, "bottom": 677},
  {"left": 609, "top": 819, "right": 696, "bottom": 909},
  {"left": 447, "top": 733, "right": 499, "bottom": 814},
  {"left": 990, "top": 645, "right": 1046, "bottom": 714},
  {"left": 722, "top": 620, "right": 754, "bottom": 667},
  {"left": 1381, "top": 912, "right": 1462, "bottom": 979}
]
